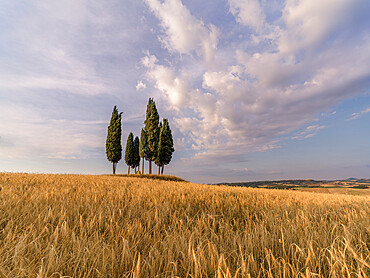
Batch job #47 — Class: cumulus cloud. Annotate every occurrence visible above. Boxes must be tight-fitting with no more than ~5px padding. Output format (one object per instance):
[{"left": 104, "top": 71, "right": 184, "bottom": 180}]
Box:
[
  {"left": 143, "top": 0, "right": 370, "bottom": 164},
  {"left": 142, "top": 54, "right": 190, "bottom": 108},
  {"left": 136, "top": 80, "right": 146, "bottom": 91},
  {"left": 145, "top": 0, "right": 219, "bottom": 65},
  {"left": 228, "top": 0, "right": 266, "bottom": 32},
  {"left": 2, "top": 0, "right": 370, "bottom": 178}
]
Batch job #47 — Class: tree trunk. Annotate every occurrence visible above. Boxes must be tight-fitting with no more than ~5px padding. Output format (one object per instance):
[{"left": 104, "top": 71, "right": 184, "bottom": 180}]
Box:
[
  {"left": 128, "top": 166, "right": 130, "bottom": 175},
  {"left": 158, "top": 165, "right": 160, "bottom": 175},
  {"left": 161, "top": 164, "right": 164, "bottom": 175},
  {"left": 142, "top": 157, "right": 144, "bottom": 174},
  {"left": 149, "top": 160, "right": 152, "bottom": 174},
  {"left": 113, "top": 162, "right": 116, "bottom": 175},
  {"left": 134, "top": 166, "right": 136, "bottom": 174}
]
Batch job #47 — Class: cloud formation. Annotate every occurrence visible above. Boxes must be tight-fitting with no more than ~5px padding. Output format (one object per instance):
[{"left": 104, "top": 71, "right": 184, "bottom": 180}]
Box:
[
  {"left": 228, "top": 0, "right": 266, "bottom": 32},
  {"left": 143, "top": 0, "right": 370, "bottom": 165},
  {"left": 0, "top": 1, "right": 112, "bottom": 95},
  {"left": 0, "top": 0, "right": 149, "bottom": 161},
  {"left": 136, "top": 80, "right": 147, "bottom": 91},
  {"left": 291, "top": 125, "right": 326, "bottom": 140},
  {"left": 349, "top": 107, "right": 370, "bottom": 120},
  {"left": 145, "top": 0, "right": 219, "bottom": 64}
]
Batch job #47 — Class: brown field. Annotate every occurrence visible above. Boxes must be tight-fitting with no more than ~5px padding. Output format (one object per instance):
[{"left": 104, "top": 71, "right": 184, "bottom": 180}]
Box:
[
  {"left": 297, "top": 187, "right": 370, "bottom": 196},
  {"left": 0, "top": 173, "right": 369, "bottom": 277}
]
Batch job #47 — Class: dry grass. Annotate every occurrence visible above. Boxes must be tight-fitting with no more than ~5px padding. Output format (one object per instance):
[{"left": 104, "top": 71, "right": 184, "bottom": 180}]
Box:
[
  {"left": 0, "top": 173, "right": 369, "bottom": 277},
  {"left": 298, "top": 187, "right": 370, "bottom": 196}
]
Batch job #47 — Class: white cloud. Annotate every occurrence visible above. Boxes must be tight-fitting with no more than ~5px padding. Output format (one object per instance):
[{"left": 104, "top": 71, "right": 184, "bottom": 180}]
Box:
[
  {"left": 349, "top": 107, "right": 370, "bottom": 120},
  {"left": 0, "top": 0, "right": 147, "bottom": 96},
  {"left": 136, "top": 80, "right": 146, "bottom": 91},
  {"left": 2, "top": 0, "right": 369, "bottom": 178},
  {"left": 144, "top": 0, "right": 370, "bottom": 164},
  {"left": 0, "top": 1, "right": 113, "bottom": 96},
  {"left": 228, "top": 0, "right": 266, "bottom": 32},
  {"left": 291, "top": 125, "right": 326, "bottom": 140},
  {"left": 279, "top": 0, "right": 364, "bottom": 54},
  {"left": 321, "top": 111, "right": 337, "bottom": 117},
  {"left": 145, "top": 0, "right": 219, "bottom": 65},
  {"left": 142, "top": 55, "right": 190, "bottom": 109},
  {"left": 0, "top": 1, "right": 148, "bottom": 164},
  {"left": 141, "top": 53, "right": 158, "bottom": 68}
]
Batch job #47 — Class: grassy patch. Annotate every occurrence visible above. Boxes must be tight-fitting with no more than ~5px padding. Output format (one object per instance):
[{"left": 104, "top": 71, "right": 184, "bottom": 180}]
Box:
[{"left": 350, "top": 184, "right": 369, "bottom": 189}]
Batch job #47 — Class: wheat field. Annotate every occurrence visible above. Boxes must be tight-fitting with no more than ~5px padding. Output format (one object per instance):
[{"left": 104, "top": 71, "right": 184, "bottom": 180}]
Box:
[{"left": 0, "top": 173, "right": 369, "bottom": 277}]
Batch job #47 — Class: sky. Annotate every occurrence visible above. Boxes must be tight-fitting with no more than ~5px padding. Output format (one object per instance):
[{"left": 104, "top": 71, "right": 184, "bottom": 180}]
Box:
[{"left": 0, "top": 0, "right": 369, "bottom": 183}]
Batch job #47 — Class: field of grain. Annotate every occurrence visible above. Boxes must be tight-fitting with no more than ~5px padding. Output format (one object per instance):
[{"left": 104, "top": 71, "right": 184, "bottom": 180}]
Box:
[
  {"left": 298, "top": 187, "right": 370, "bottom": 196},
  {"left": 0, "top": 173, "right": 369, "bottom": 277}
]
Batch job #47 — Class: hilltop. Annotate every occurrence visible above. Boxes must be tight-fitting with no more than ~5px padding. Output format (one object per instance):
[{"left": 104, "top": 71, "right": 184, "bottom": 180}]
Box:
[{"left": 106, "top": 174, "right": 187, "bottom": 182}]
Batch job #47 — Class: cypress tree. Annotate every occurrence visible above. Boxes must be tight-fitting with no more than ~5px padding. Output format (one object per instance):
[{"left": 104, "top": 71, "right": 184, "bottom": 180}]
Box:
[
  {"left": 133, "top": 136, "right": 140, "bottom": 173},
  {"left": 106, "top": 106, "right": 122, "bottom": 175},
  {"left": 124, "top": 132, "right": 134, "bottom": 174},
  {"left": 139, "top": 128, "right": 147, "bottom": 174},
  {"left": 155, "top": 122, "right": 163, "bottom": 175},
  {"left": 156, "top": 119, "right": 174, "bottom": 175},
  {"left": 144, "top": 98, "right": 160, "bottom": 174}
]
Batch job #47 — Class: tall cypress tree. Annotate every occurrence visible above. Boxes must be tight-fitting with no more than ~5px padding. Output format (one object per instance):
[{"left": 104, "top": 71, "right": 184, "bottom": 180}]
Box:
[
  {"left": 156, "top": 119, "right": 174, "bottom": 175},
  {"left": 106, "top": 106, "right": 122, "bottom": 174},
  {"left": 155, "top": 122, "right": 163, "bottom": 175},
  {"left": 133, "top": 136, "right": 140, "bottom": 173},
  {"left": 144, "top": 98, "right": 160, "bottom": 174},
  {"left": 124, "top": 132, "right": 134, "bottom": 174},
  {"left": 139, "top": 128, "right": 147, "bottom": 174}
]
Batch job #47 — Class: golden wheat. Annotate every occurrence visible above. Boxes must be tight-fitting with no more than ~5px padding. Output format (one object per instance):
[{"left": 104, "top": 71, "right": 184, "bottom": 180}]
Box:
[{"left": 0, "top": 173, "right": 369, "bottom": 277}]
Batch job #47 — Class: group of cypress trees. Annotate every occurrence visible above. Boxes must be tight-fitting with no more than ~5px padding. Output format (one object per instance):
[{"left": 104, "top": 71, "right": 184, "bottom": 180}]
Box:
[
  {"left": 105, "top": 99, "right": 174, "bottom": 175},
  {"left": 124, "top": 133, "right": 140, "bottom": 174}
]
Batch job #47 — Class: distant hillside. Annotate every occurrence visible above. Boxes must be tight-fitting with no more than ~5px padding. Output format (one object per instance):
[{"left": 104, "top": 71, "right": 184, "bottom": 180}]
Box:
[
  {"left": 343, "top": 178, "right": 370, "bottom": 183},
  {"left": 216, "top": 178, "right": 370, "bottom": 190}
]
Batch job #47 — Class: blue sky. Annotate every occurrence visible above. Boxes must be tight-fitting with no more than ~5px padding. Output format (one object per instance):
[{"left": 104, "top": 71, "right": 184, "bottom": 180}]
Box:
[{"left": 0, "top": 0, "right": 369, "bottom": 183}]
